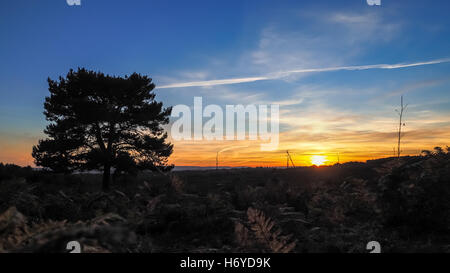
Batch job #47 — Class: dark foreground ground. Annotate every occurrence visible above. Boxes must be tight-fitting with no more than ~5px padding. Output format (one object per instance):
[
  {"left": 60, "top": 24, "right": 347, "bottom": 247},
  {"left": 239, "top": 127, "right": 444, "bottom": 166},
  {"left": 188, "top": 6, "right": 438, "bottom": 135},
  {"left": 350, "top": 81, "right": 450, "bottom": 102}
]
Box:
[{"left": 0, "top": 151, "right": 449, "bottom": 253}]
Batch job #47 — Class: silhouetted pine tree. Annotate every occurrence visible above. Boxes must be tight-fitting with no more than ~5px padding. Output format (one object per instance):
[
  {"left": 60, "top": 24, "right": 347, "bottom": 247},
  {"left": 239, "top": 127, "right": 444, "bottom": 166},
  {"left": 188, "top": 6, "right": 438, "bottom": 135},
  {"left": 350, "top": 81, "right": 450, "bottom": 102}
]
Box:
[{"left": 32, "top": 68, "right": 173, "bottom": 190}]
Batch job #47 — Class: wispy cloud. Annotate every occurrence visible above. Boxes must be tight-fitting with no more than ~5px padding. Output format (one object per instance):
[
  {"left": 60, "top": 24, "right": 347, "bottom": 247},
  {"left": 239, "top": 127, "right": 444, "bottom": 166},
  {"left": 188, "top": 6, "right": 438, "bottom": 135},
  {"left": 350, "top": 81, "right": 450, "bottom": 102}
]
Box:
[
  {"left": 371, "top": 78, "right": 450, "bottom": 102},
  {"left": 158, "top": 58, "right": 450, "bottom": 89},
  {"left": 218, "top": 145, "right": 249, "bottom": 154}
]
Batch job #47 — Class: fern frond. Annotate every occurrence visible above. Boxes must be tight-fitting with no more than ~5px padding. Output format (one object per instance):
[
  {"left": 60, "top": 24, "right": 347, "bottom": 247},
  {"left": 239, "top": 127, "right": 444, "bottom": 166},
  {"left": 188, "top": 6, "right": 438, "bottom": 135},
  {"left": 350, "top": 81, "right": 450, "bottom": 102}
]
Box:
[{"left": 246, "top": 207, "right": 296, "bottom": 253}]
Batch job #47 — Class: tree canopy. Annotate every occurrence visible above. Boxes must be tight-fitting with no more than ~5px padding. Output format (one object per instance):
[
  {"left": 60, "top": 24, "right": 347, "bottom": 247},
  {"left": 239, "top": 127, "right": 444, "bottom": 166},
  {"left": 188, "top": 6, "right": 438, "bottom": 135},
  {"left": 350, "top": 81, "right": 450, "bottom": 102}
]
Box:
[{"left": 32, "top": 68, "right": 173, "bottom": 190}]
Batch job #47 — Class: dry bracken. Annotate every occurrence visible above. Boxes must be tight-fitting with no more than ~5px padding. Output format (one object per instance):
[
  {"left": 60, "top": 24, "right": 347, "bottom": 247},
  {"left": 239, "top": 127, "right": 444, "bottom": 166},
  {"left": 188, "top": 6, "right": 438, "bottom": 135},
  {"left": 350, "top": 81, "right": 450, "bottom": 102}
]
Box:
[{"left": 245, "top": 207, "right": 296, "bottom": 253}]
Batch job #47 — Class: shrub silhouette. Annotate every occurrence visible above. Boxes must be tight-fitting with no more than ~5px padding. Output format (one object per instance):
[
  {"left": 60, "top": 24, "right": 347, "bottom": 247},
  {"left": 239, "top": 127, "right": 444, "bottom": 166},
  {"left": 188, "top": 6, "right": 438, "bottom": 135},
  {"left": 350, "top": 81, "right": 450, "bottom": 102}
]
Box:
[{"left": 378, "top": 147, "right": 450, "bottom": 234}]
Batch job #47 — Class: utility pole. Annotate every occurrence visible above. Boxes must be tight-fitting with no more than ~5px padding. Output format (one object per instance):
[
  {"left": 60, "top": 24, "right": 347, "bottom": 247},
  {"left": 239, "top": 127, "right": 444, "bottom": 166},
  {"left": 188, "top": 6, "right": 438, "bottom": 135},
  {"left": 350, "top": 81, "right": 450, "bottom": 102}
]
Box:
[
  {"left": 395, "top": 95, "right": 408, "bottom": 158},
  {"left": 286, "top": 151, "right": 289, "bottom": 168},
  {"left": 286, "top": 150, "right": 295, "bottom": 168},
  {"left": 216, "top": 152, "right": 218, "bottom": 170}
]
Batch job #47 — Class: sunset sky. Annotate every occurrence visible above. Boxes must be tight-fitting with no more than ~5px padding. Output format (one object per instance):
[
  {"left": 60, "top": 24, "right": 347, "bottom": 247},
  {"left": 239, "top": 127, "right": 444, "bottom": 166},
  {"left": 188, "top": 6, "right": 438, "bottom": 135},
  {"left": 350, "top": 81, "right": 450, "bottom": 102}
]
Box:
[{"left": 1, "top": 0, "right": 450, "bottom": 167}]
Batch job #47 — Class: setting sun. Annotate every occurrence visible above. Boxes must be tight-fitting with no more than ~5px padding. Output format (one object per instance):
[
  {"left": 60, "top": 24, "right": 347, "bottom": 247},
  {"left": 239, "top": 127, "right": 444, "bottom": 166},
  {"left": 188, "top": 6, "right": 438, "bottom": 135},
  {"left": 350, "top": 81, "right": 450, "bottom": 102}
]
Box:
[{"left": 311, "top": 155, "right": 327, "bottom": 166}]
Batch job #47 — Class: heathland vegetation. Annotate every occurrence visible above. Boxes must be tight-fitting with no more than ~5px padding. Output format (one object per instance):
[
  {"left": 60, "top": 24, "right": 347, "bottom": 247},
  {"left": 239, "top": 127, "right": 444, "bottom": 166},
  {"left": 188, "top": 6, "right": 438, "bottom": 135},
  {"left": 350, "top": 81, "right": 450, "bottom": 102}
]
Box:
[{"left": 1, "top": 147, "right": 448, "bottom": 252}]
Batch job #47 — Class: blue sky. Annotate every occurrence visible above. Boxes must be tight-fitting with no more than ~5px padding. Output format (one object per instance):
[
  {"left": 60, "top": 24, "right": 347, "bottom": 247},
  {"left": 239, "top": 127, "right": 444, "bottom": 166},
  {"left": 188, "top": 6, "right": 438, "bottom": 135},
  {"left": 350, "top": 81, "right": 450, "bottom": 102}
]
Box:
[{"left": 1, "top": 0, "right": 450, "bottom": 166}]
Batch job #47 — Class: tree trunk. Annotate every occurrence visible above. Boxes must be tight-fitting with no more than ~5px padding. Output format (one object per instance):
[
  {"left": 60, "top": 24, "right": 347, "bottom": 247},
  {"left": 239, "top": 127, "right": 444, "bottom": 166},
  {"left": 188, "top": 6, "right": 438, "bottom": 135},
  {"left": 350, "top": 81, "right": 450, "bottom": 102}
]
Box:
[{"left": 102, "top": 162, "right": 111, "bottom": 191}]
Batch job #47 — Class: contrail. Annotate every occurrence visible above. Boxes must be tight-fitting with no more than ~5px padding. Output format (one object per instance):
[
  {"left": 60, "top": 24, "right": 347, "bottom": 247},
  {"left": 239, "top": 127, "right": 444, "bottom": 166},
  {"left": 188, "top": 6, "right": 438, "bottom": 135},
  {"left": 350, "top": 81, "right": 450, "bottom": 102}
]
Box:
[{"left": 158, "top": 58, "right": 450, "bottom": 89}]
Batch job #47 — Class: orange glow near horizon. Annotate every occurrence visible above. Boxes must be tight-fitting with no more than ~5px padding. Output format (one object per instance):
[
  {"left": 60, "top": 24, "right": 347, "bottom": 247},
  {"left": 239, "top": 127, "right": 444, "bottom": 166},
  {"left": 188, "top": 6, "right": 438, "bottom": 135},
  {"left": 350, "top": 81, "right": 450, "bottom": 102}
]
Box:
[
  {"left": 0, "top": 137, "right": 448, "bottom": 168},
  {"left": 0, "top": 146, "right": 445, "bottom": 168},
  {"left": 1, "top": 128, "right": 450, "bottom": 168}
]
